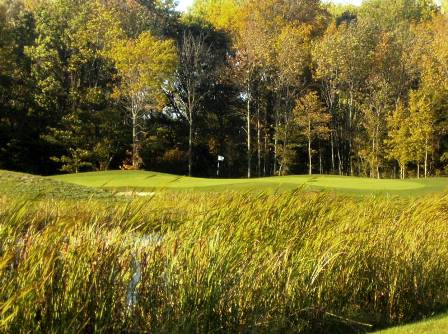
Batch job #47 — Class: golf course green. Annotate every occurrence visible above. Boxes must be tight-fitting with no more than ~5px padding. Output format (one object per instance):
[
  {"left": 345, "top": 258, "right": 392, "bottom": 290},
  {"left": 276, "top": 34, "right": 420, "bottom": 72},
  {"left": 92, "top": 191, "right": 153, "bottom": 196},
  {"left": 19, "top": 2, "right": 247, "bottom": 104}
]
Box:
[{"left": 50, "top": 170, "right": 448, "bottom": 196}]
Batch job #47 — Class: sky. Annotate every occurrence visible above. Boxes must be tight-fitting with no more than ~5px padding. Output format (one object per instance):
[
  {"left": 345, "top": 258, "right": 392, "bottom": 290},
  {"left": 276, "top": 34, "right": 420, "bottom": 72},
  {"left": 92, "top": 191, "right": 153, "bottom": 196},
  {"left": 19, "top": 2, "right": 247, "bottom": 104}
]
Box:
[{"left": 176, "top": 0, "right": 363, "bottom": 12}]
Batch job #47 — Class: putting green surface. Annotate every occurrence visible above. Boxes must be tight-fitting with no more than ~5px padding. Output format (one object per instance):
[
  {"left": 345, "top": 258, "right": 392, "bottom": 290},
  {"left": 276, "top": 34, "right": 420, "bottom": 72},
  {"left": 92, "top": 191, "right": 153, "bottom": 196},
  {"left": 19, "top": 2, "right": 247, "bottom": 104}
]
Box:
[{"left": 50, "top": 170, "right": 448, "bottom": 195}]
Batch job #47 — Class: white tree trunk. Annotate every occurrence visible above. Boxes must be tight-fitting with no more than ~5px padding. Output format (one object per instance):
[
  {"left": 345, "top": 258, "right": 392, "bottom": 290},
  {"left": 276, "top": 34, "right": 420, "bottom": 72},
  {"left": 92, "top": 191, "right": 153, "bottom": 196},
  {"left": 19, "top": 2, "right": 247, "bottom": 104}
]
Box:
[
  {"left": 308, "top": 120, "right": 312, "bottom": 175},
  {"left": 132, "top": 110, "right": 139, "bottom": 169}
]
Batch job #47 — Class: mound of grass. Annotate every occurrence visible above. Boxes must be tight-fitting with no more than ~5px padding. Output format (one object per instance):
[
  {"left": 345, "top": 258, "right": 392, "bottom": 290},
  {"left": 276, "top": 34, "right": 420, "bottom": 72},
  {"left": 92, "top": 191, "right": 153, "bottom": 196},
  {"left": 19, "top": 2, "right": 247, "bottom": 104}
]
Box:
[
  {"left": 375, "top": 313, "right": 448, "bottom": 333},
  {"left": 1, "top": 191, "right": 448, "bottom": 333},
  {"left": 50, "top": 170, "right": 448, "bottom": 196},
  {"left": 0, "top": 170, "right": 114, "bottom": 200}
]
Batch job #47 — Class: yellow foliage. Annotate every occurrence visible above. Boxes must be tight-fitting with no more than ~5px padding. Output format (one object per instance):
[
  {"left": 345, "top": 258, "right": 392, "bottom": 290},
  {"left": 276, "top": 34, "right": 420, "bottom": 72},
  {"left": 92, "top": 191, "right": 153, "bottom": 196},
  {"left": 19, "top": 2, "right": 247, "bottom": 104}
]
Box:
[
  {"left": 276, "top": 24, "right": 313, "bottom": 86},
  {"left": 107, "top": 32, "right": 178, "bottom": 110},
  {"left": 190, "top": 0, "right": 240, "bottom": 32}
]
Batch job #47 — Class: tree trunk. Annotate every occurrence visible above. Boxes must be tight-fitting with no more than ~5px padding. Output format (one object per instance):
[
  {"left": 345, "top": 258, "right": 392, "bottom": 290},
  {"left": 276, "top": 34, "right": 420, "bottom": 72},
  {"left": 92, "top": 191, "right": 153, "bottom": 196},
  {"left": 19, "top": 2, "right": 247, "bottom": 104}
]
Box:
[
  {"left": 371, "top": 138, "right": 375, "bottom": 179},
  {"left": 349, "top": 87, "right": 354, "bottom": 176},
  {"left": 417, "top": 163, "right": 420, "bottom": 179},
  {"left": 263, "top": 104, "right": 268, "bottom": 176},
  {"left": 330, "top": 131, "right": 335, "bottom": 174},
  {"left": 337, "top": 149, "right": 342, "bottom": 176},
  {"left": 132, "top": 111, "right": 139, "bottom": 169},
  {"left": 319, "top": 148, "right": 323, "bottom": 174},
  {"left": 280, "top": 117, "right": 288, "bottom": 176},
  {"left": 257, "top": 104, "right": 261, "bottom": 177},
  {"left": 273, "top": 110, "right": 278, "bottom": 175},
  {"left": 375, "top": 121, "right": 380, "bottom": 179},
  {"left": 247, "top": 94, "right": 251, "bottom": 179},
  {"left": 349, "top": 142, "right": 353, "bottom": 176},
  {"left": 188, "top": 118, "right": 193, "bottom": 176},
  {"left": 263, "top": 132, "right": 268, "bottom": 177},
  {"left": 424, "top": 138, "right": 428, "bottom": 178},
  {"left": 308, "top": 120, "right": 312, "bottom": 175}
]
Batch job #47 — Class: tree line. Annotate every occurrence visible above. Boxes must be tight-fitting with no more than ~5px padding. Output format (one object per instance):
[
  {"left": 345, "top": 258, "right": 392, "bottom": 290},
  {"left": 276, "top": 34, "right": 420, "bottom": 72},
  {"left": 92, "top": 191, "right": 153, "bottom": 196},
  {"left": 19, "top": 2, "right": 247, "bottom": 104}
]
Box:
[{"left": 0, "top": 0, "right": 447, "bottom": 178}]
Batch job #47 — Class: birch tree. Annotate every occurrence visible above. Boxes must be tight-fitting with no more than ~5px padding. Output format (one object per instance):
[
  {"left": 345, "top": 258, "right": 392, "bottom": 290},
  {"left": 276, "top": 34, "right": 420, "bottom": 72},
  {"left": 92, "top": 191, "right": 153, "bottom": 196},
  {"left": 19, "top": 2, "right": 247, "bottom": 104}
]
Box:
[
  {"left": 231, "top": 12, "right": 266, "bottom": 178},
  {"left": 409, "top": 90, "right": 434, "bottom": 178},
  {"left": 385, "top": 101, "right": 412, "bottom": 178},
  {"left": 293, "top": 92, "right": 331, "bottom": 175}
]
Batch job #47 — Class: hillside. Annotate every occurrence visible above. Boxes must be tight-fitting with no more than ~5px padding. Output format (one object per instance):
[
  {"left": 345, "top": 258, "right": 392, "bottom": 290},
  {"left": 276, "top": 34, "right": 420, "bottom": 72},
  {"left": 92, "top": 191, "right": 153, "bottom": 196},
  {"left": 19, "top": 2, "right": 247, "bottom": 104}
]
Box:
[
  {"left": 375, "top": 314, "right": 448, "bottom": 334},
  {"left": 0, "top": 170, "right": 113, "bottom": 200}
]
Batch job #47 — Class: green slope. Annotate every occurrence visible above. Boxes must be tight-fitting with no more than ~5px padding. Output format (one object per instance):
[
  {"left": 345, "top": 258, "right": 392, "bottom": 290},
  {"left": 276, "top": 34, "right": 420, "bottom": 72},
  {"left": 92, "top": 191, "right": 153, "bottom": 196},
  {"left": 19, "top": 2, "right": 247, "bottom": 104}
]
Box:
[
  {"left": 374, "top": 314, "right": 448, "bottom": 334},
  {"left": 0, "top": 170, "right": 113, "bottom": 200},
  {"left": 50, "top": 170, "right": 448, "bottom": 196}
]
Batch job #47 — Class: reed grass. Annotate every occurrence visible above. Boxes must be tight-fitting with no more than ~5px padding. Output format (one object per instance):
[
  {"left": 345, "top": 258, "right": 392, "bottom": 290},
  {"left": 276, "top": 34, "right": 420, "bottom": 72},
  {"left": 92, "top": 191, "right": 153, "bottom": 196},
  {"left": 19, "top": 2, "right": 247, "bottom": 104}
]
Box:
[{"left": 1, "top": 191, "right": 448, "bottom": 333}]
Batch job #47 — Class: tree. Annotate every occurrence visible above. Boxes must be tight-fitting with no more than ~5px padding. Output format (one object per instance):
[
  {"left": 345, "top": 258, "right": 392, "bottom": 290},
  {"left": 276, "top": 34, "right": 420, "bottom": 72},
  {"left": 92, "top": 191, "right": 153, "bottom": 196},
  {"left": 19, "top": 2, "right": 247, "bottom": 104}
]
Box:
[
  {"left": 293, "top": 92, "right": 331, "bottom": 175},
  {"left": 409, "top": 90, "right": 434, "bottom": 178},
  {"left": 232, "top": 0, "right": 326, "bottom": 177},
  {"left": 191, "top": 0, "right": 275, "bottom": 177},
  {"left": 314, "top": 20, "right": 376, "bottom": 176},
  {"left": 0, "top": 1, "right": 40, "bottom": 172},
  {"left": 385, "top": 102, "right": 412, "bottom": 179},
  {"left": 230, "top": 6, "right": 268, "bottom": 178},
  {"left": 26, "top": 0, "right": 129, "bottom": 173},
  {"left": 410, "top": 15, "right": 448, "bottom": 175},
  {"left": 274, "top": 24, "right": 313, "bottom": 175},
  {"left": 2, "top": 0, "right": 448, "bottom": 179},
  {"left": 359, "top": 0, "right": 437, "bottom": 30},
  {"left": 102, "top": 0, "right": 179, "bottom": 38},
  {"left": 360, "top": 26, "right": 415, "bottom": 179},
  {"left": 108, "top": 32, "right": 177, "bottom": 169},
  {"left": 43, "top": 114, "right": 93, "bottom": 173},
  {"left": 189, "top": 0, "right": 240, "bottom": 32},
  {"left": 169, "top": 29, "right": 212, "bottom": 176}
]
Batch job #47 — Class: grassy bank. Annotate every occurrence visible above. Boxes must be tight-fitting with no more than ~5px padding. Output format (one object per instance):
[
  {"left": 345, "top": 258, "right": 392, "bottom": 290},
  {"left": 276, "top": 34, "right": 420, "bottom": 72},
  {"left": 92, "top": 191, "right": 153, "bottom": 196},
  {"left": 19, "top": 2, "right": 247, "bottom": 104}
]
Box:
[
  {"left": 0, "top": 170, "right": 114, "bottom": 200},
  {"left": 375, "top": 313, "right": 448, "bottom": 333},
  {"left": 1, "top": 188, "right": 448, "bottom": 333}
]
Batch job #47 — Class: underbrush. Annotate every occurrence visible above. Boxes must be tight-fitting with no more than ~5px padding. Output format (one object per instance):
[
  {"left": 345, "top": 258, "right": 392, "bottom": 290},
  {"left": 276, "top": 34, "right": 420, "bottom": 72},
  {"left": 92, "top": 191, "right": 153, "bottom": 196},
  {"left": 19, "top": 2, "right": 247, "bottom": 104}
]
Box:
[{"left": 1, "top": 191, "right": 448, "bottom": 333}]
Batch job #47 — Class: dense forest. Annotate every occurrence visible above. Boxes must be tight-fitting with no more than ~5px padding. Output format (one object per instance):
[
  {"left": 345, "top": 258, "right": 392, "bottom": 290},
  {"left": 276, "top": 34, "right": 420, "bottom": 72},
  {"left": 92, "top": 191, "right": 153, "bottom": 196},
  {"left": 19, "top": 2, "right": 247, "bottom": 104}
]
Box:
[{"left": 0, "top": 0, "right": 447, "bottom": 178}]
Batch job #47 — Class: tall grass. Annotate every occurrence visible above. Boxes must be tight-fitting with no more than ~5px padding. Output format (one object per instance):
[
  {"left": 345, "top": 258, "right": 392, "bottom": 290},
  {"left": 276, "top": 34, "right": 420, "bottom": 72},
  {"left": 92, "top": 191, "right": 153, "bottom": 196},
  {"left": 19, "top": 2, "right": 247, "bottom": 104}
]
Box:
[{"left": 1, "top": 191, "right": 448, "bottom": 333}]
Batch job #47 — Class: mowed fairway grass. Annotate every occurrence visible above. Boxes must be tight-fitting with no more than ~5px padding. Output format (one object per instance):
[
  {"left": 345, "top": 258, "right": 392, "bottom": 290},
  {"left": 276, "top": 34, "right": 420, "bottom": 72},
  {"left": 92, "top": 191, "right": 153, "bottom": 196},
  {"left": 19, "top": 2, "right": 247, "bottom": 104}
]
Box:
[
  {"left": 50, "top": 170, "right": 448, "bottom": 196},
  {"left": 375, "top": 314, "right": 448, "bottom": 334}
]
